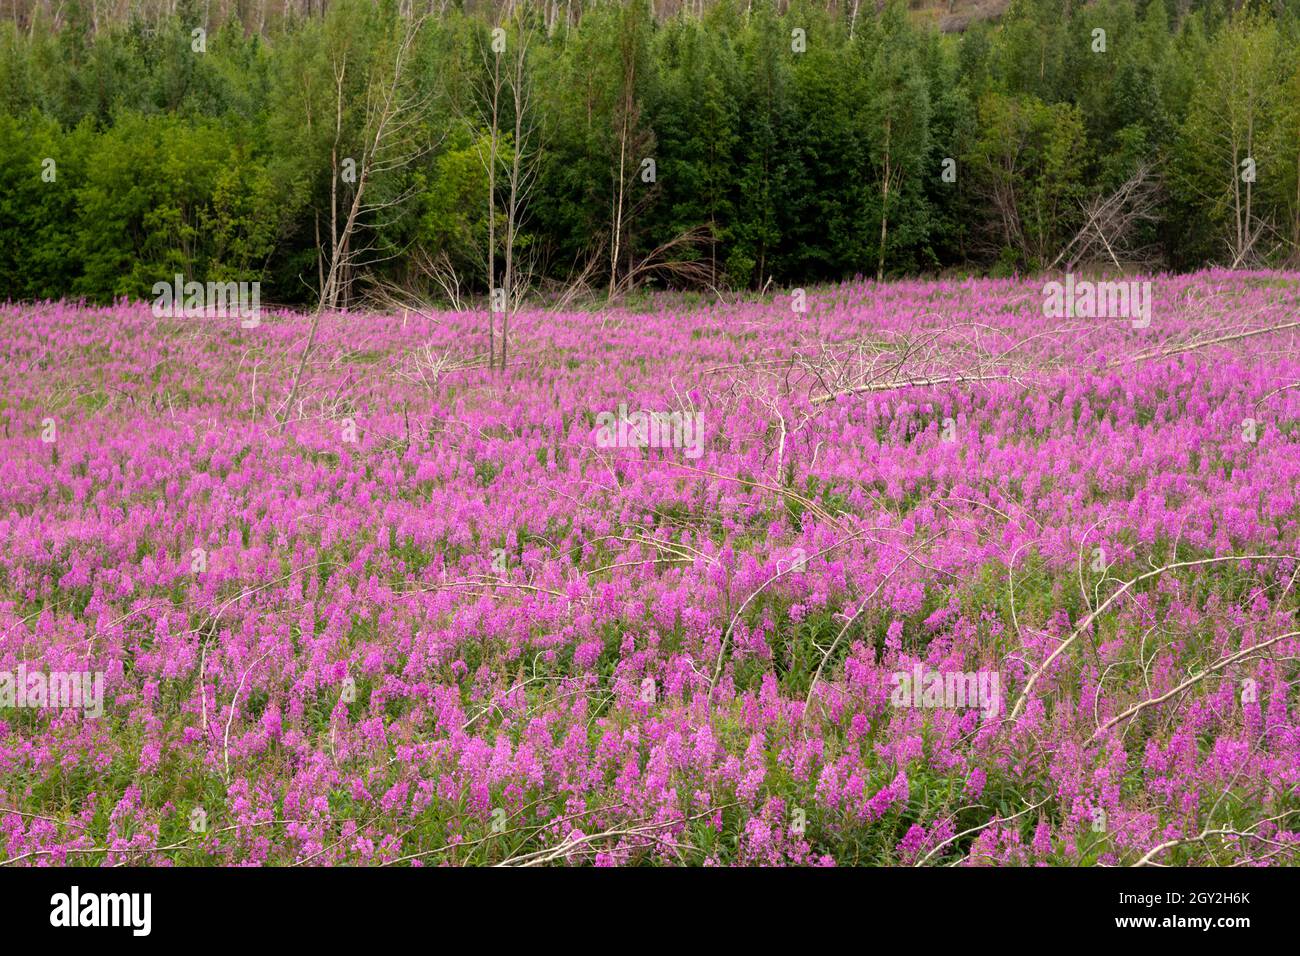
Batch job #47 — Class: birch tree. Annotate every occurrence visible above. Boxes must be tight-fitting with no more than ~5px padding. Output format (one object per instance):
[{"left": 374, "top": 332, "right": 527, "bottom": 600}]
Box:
[{"left": 279, "top": 3, "right": 435, "bottom": 424}]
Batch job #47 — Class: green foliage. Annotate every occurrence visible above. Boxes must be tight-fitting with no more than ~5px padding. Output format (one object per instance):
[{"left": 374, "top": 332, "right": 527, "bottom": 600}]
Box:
[
  {"left": 71, "top": 112, "right": 281, "bottom": 300},
  {"left": 3, "top": 0, "right": 1300, "bottom": 305}
]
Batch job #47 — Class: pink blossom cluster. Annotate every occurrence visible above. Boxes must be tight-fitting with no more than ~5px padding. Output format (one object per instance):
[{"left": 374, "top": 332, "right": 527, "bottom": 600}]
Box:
[{"left": 2, "top": 270, "right": 1299, "bottom": 865}]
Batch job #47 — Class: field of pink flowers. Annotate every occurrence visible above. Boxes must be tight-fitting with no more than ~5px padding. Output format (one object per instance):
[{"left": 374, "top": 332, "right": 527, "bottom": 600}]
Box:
[{"left": 3, "top": 270, "right": 1300, "bottom": 866}]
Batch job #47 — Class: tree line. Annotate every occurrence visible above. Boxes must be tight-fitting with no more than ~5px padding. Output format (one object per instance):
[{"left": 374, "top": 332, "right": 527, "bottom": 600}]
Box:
[{"left": 3, "top": 0, "right": 1300, "bottom": 313}]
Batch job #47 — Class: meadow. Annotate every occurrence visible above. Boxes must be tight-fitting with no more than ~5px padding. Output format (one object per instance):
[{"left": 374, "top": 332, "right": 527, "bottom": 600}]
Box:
[{"left": 3, "top": 270, "right": 1300, "bottom": 866}]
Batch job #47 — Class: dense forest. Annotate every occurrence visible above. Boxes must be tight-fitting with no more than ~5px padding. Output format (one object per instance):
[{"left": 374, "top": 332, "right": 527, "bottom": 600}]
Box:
[{"left": 2, "top": 0, "right": 1300, "bottom": 307}]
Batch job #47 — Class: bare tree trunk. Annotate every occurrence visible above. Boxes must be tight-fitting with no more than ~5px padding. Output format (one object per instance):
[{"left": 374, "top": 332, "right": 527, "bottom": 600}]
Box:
[
  {"left": 1293, "top": 144, "right": 1300, "bottom": 263},
  {"left": 284, "top": 15, "right": 432, "bottom": 425},
  {"left": 326, "top": 54, "right": 346, "bottom": 308},
  {"left": 486, "top": 41, "right": 502, "bottom": 370},
  {"left": 877, "top": 118, "right": 891, "bottom": 283},
  {"left": 610, "top": 110, "right": 628, "bottom": 299},
  {"left": 1232, "top": 129, "right": 1244, "bottom": 264},
  {"left": 315, "top": 211, "right": 325, "bottom": 296},
  {"left": 1243, "top": 111, "right": 1255, "bottom": 263},
  {"left": 502, "top": 26, "right": 534, "bottom": 369},
  {"left": 609, "top": 30, "right": 636, "bottom": 299}
]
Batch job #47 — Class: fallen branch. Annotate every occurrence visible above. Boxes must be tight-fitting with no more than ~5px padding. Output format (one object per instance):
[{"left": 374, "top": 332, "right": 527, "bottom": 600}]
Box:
[
  {"left": 811, "top": 372, "right": 1017, "bottom": 404},
  {"left": 1109, "top": 319, "right": 1300, "bottom": 368},
  {"left": 1007, "top": 554, "right": 1296, "bottom": 725},
  {"left": 1132, "top": 810, "right": 1300, "bottom": 867},
  {"left": 1090, "top": 630, "right": 1300, "bottom": 742}
]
